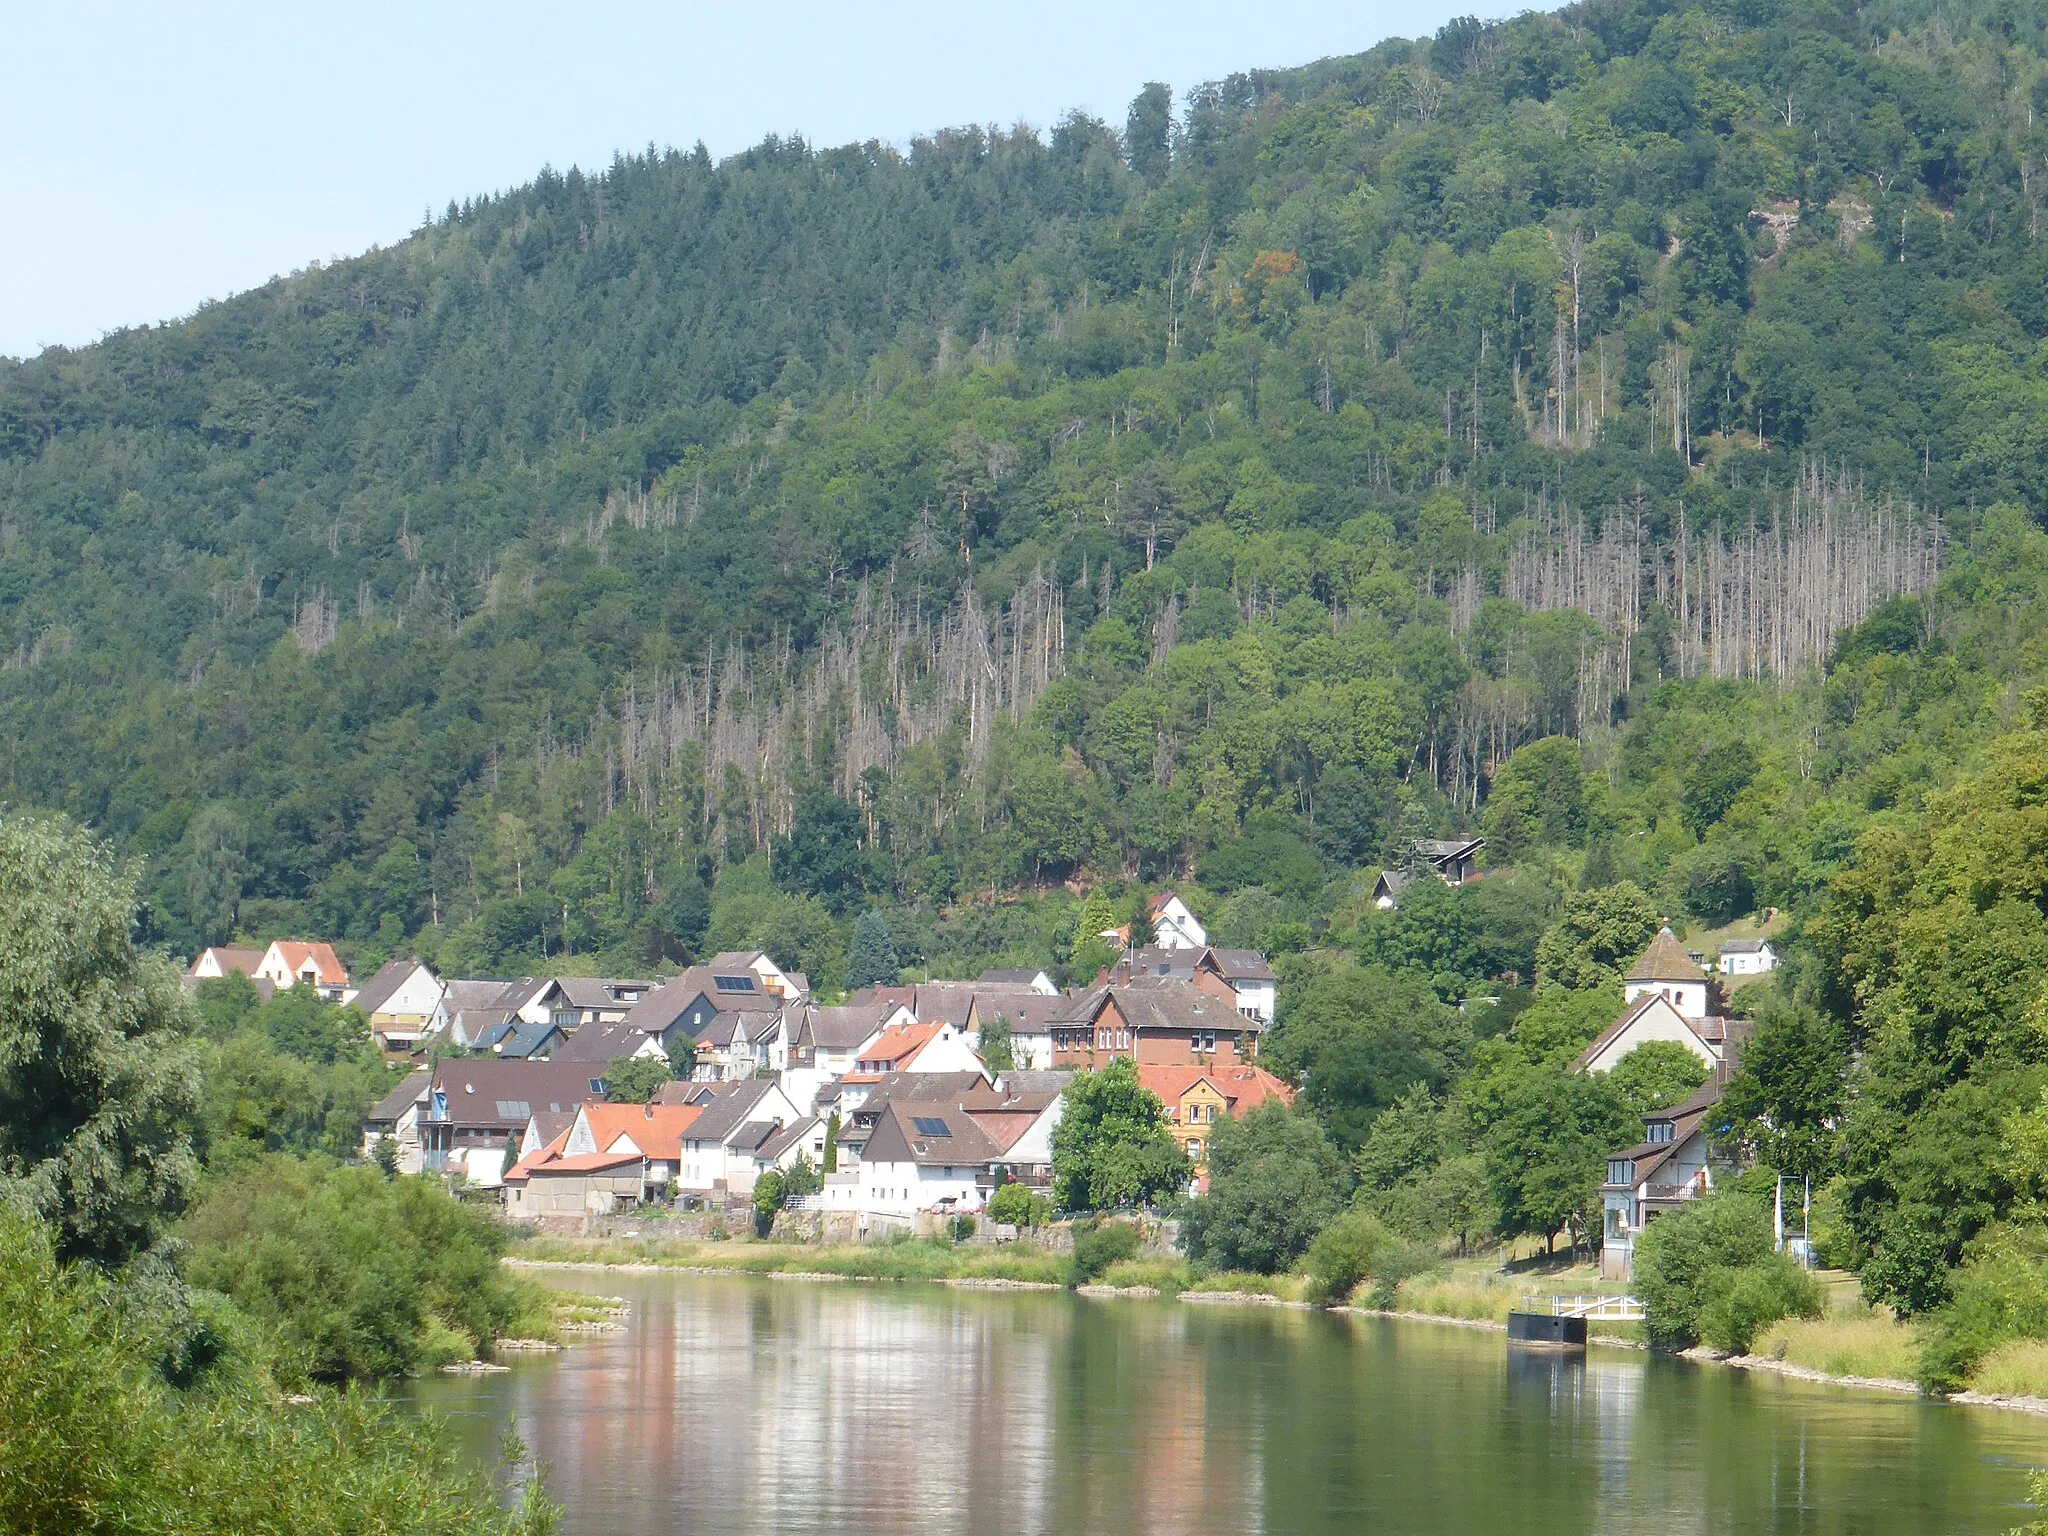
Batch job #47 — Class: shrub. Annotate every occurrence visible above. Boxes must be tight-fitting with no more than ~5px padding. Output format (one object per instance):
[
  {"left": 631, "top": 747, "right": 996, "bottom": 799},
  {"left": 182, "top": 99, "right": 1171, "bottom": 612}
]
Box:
[
  {"left": 1918, "top": 1224, "right": 2048, "bottom": 1393},
  {"left": 1070, "top": 1220, "right": 1142, "bottom": 1284},
  {"left": 1302, "top": 1208, "right": 1425, "bottom": 1307},
  {"left": 1634, "top": 1192, "right": 1821, "bottom": 1351},
  {"left": 987, "top": 1181, "right": 1048, "bottom": 1228}
]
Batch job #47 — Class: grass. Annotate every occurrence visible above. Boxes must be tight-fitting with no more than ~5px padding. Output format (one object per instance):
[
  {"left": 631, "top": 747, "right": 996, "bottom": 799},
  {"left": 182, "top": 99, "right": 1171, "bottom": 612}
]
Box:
[
  {"left": 1095, "top": 1258, "right": 1194, "bottom": 1293},
  {"left": 1394, "top": 1274, "right": 1518, "bottom": 1323},
  {"left": 513, "top": 1235, "right": 1068, "bottom": 1287},
  {"left": 1750, "top": 1311, "right": 1921, "bottom": 1382},
  {"left": 1969, "top": 1339, "right": 2048, "bottom": 1399},
  {"left": 1183, "top": 1270, "right": 1308, "bottom": 1301}
]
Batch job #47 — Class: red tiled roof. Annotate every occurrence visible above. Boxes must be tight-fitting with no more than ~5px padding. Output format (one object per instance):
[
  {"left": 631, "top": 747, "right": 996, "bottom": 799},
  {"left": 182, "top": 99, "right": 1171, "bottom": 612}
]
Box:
[
  {"left": 575, "top": 1102, "right": 703, "bottom": 1161},
  {"left": 858, "top": 1020, "right": 943, "bottom": 1068},
  {"left": 271, "top": 940, "right": 349, "bottom": 985}
]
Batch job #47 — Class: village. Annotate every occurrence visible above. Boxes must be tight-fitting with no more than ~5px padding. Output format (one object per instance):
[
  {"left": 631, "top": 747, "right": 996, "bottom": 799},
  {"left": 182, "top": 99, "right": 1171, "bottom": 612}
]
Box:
[{"left": 188, "top": 859, "right": 1781, "bottom": 1281}]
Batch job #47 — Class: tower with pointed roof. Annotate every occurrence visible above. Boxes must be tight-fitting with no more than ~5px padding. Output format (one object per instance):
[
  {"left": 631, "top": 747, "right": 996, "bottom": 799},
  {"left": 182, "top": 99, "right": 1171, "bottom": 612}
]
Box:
[{"left": 1622, "top": 926, "right": 1710, "bottom": 1020}]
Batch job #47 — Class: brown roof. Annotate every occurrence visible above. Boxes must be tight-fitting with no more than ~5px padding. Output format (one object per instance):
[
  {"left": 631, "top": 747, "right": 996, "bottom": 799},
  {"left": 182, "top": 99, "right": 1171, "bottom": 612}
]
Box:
[
  {"left": 352, "top": 958, "right": 437, "bottom": 1019},
  {"left": 428, "top": 1058, "right": 612, "bottom": 1131},
  {"left": 1056, "top": 979, "right": 1250, "bottom": 1034},
  {"left": 365, "top": 1068, "right": 432, "bottom": 1125},
  {"left": 1627, "top": 927, "right": 1707, "bottom": 983},
  {"left": 191, "top": 946, "right": 264, "bottom": 978},
  {"left": 799, "top": 1004, "right": 896, "bottom": 1052},
  {"left": 859, "top": 1100, "right": 1007, "bottom": 1168}
]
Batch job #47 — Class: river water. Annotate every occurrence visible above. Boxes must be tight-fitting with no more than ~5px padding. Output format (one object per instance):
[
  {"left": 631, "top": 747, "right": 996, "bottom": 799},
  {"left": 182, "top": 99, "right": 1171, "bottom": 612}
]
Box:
[{"left": 412, "top": 1271, "right": 2048, "bottom": 1534}]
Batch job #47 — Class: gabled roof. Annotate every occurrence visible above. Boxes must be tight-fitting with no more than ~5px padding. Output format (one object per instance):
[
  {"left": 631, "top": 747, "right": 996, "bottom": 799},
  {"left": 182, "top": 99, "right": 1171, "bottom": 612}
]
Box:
[
  {"left": 1628, "top": 927, "right": 1708, "bottom": 983},
  {"left": 191, "top": 946, "right": 264, "bottom": 978},
  {"left": 967, "top": 985, "right": 1067, "bottom": 1033},
  {"left": 757, "top": 1116, "right": 822, "bottom": 1163},
  {"left": 1414, "top": 837, "right": 1485, "bottom": 862},
  {"left": 908, "top": 983, "right": 978, "bottom": 1029},
  {"left": 848, "top": 1072, "right": 993, "bottom": 1124},
  {"left": 366, "top": 1068, "right": 433, "bottom": 1125},
  {"left": 546, "top": 976, "right": 655, "bottom": 1009},
  {"left": 1148, "top": 890, "right": 1186, "bottom": 916},
  {"left": 798, "top": 1004, "right": 896, "bottom": 1052},
  {"left": 678, "top": 1079, "right": 786, "bottom": 1145},
  {"left": 270, "top": 940, "right": 349, "bottom": 985},
  {"left": 1137, "top": 1063, "right": 1296, "bottom": 1117},
  {"left": 527, "top": 1150, "right": 647, "bottom": 1176},
  {"left": 352, "top": 959, "right": 438, "bottom": 1018},
  {"left": 977, "top": 967, "right": 1053, "bottom": 988},
  {"left": 1569, "top": 992, "right": 1713, "bottom": 1073},
  {"left": 550, "top": 1019, "right": 659, "bottom": 1064},
  {"left": 1055, "top": 979, "right": 1248, "bottom": 1034},
  {"left": 859, "top": 1099, "right": 1006, "bottom": 1168},
  {"left": 497, "top": 1020, "right": 565, "bottom": 1059},
  {"left": 1719, "top": 938, "right": 1773, "bottom": 955},
  {"left": 576, "top": 1102, "right": 704, "bottom": 1161},
  {"left": 1372, "top": 869, "right": 1412, "bottom": 898},
  {"left": 1206, "top": 948, "right": 1276, "bottom": 982},
  {"left": 502, "top": 1126, "right": 573, "bottom": 1184},
  {"left": 858, "top": 1020, "right": 945, "bottom": 1068},
  {"left": 428, "top": 1059, "right": 611, "bottom": 1131}
]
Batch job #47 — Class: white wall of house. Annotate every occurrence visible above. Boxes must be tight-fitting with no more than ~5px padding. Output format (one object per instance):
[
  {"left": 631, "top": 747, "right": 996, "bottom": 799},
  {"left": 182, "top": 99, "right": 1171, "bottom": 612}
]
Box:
[
  {"left": 1229, "top": 979, "right": 1277, "bottom": 1024},
  {"left": 902, "top": 1023, "right": 986, "bottom": 1075},
  {"left": 1583, "top": 996, "right": 1719, "bottom": 1074},
  {"left": 1622, "top": 976, "right": 1710, "bottom": 1019},
  {"left": 855, "top": 1157, "right": 985, "bottom": 1216},
  {"left": 1153, "top": 895, "right": 1207, "bottom": 951},
  {"left": 997, "top": 1101, "right": 1062, "bottom": 1173},
  {"left": 1002, "top": 1028, "right": 1053, "bottom": 1072},
  {"left": 1718, "top": 945, "right": 1777, "bottom": 977}
]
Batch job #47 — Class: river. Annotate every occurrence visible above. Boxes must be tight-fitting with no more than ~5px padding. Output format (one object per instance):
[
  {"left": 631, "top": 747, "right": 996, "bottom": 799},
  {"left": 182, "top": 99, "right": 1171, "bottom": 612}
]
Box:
[{"left": 412, "top": 1271, "right": 2048, "bottom": 1534}]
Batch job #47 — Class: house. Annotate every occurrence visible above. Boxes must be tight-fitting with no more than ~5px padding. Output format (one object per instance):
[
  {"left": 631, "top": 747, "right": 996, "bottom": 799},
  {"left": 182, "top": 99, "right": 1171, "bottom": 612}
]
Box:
[
  {"left": 189, "top": 945, "right": 264, "bottom": 981},
  {"left": 1137, "top": 1064, "right": 1295, "bottom": 1183},
  {"left": 1624, "top": 928, "right": 1713, "bottom": 1018},
  {"left": 703, "top": 950, "right": 807, "bottom": 1002},
  {"left": 350, "top": 959, "right": 445, "bottom": 1053},
  {"left": 492, "top": 1020, "right": 567, "bottom": 1060},
  {"left": 256, "top": 940, "right": 351, "bottom": 1001},
  {"left": 1600, "top": 1083, "right": 1730, "bottom": 1280},
  {"left": 360, "top": 1068, "right": 432, "bottom": 1173},
  {"left": 977, "top": 967, "right": 1059, "bottom": 995},
  {"left": 1717, "top": 939, "right": 1778, "bottom": 978},
  {"left": 1145, "top": 890, "right": 1208, "bottom": 951},
  {"left": 529, "top": 976, "right": 656, "bottom": 1031},
  {"left": 963, "top": 985, "right": 1069, "bottom": 1071},
  {"left": 847, "top": 1098, "right": 1008, "bottom": 1218},
  {"left": 563, "top": 1101, "right": 705, "bottom": 1189},
  {"left": 748, "top": 1116, "right": 829, "bottom": 1183},
  {"left": 1049, "top": 978, "right": 1263, "bottom": 1071},
  {"left": 665, "top": 1079, "right": 805, "bottom": 1198},
  {"left": 1114, "top": 945, "right": 1274, "bottom": 1021},
  {"left": 420, "top": 1058, "right": 614, "bottom": 1186},
  {"left": 503, "top": 1143, "right": 648, "bottom": 1219},
  {"left": 853, "top": 1019, "right": 985, "bottom": 1078},
  {"left": 784, "top": 1002, "right": 906, "bottom": 1113},
  {"left": 550, "top": 1017, "right": 676, "bottom": 1066},
  {"left": 1204, "top": 949, "right": 1278, "bottom": 1024},
  {"left": 830, "top": 1072, "right": 994, "bottom": 1164},
  {"left": 1573, "top": 929, "right": 1749, "bottom": 1081},
  {"left": 1413, "top": 837, "right": 1485, "bottom": 886},
  {"left": 1371, "top": 870, "right": 1411, "bottom": 910},
  {"left": 954, "top": 1077, "right": 1068, "bottom": 1187}
]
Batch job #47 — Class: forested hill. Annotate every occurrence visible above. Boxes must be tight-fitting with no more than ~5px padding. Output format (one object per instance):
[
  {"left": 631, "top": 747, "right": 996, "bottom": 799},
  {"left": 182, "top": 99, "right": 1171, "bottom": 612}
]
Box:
[{"left": 5, "top": 0, "right": 2048, "bottom": 982}]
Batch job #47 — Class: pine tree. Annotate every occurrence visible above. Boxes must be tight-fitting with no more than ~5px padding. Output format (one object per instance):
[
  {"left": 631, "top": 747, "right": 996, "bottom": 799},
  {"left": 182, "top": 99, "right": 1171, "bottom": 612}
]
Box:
[{"left": 848, "top": 911, "right": 899, "bottom": 990}]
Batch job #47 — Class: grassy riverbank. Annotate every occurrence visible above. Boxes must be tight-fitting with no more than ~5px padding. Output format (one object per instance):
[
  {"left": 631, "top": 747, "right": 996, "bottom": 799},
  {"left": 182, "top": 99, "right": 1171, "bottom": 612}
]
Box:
[{"left": 514, "top": 1234, "right": 1071, "bottom": 1286}]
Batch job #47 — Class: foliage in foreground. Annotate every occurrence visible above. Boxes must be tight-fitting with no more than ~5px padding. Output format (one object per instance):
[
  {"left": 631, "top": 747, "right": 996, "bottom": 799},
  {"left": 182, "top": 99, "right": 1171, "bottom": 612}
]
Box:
[
  {"left": 1049, "top": 1058, "right": 1188, "bottom": 1211},
  {"left": 0, "top": 1211, "right": 556, "bottom": 1536},
  {"left": 179, "top": 1158, "right": 553, "bottom": 1384},
  {"left": 1179, "top": 1103, "right": 1351, "bottom": 1274}
]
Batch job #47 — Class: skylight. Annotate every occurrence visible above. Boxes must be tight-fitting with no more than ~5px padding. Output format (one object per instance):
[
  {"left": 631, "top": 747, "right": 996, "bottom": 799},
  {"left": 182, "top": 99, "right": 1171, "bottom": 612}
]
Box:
[
  {"left": 911, "top": 1116, "right": 951, "bottom": 1137},
  {"left": 713, "top": 974, "right": 758, "bottom": 992}
]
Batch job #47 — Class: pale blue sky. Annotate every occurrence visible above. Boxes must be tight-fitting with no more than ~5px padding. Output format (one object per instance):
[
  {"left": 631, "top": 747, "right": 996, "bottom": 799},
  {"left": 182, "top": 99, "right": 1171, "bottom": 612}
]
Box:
[{"left": 2, "top": 1, "right": 1476, "bottom": 359}]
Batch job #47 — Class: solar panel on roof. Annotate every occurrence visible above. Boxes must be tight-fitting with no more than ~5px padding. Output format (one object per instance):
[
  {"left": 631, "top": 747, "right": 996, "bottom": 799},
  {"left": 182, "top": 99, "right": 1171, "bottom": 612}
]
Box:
[
  {"left": 911, "top": 1116, "right": 951, "bottom": 1137},
  {"left": 713, "top": 974, "right": 757, "bottom": 992},
  {"left": 496, "top": 1100, "right": 531, "bottom": 1120}
]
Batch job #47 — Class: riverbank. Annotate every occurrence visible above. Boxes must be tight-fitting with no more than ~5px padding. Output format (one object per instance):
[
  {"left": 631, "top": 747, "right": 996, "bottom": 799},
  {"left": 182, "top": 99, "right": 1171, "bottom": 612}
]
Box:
[{"left": 507, "top": 1237, "right": 2048, "bottom": 1418}]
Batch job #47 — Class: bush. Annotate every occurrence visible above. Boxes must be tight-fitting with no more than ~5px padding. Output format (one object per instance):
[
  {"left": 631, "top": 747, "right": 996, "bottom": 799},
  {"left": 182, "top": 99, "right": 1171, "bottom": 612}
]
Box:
[
  {"left": 1302, "top": 1208, "right": 1426, "bottom": 1307},
  {"left": 0, "top": 1210, "right": 556, "bottom": 1536},
  {"left": 1634, "top": 1192, "right": 1821, "bottom": 1351},
  {"left": 1069, "top": 1220, "right": 1142, "bottom": 1284},
  {"left": 1917, "top": 1224, "right": 2048, "bottom": 1393},
  {"left": 987, "top": 1181, "right": 1049, "bottom": 1228},
  {"left": 179, "top": 1156, "right": 546, "bottom": 1383}
]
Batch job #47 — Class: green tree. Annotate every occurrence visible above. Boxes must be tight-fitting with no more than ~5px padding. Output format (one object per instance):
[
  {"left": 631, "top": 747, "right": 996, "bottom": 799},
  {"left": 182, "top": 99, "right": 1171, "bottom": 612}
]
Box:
[
  {"left": 1478, "top": 1064, "right": 1636, "bottom": 1255},
  {"left": 1482, "top": 736, "right": 1592, "bottom": 860},
  {"left": 604, "top": 1054, "right": 674, "bottom": 1104},
  {"left": 1180, "top": 1104, "right": 1352, "bottom": 1273},
  {"left": 978, "top": 1011, "right": 1015, "bottom": 1073},
  {"left": 1264, "top": 963, "right": 1469, "bottom": 1149},
  {"left": 1124, "top": 82, "right": 1172, "bottom": 184},
  {"left": 1533, "top": 883, "right": 1662, "bottom": 991},
  {"left": 1050, "top": 1058, "right": 1189, "bottom": 1211},
  {"left": 0, "top": 814, "right": 201, "bottom": 1265},
  {"left": 1681, "top": 742, "right": 1759, "bottom": 840},
  {"left": 1606, "top": 1040, "right": 1709, "bottom": 1116},
  {"left": 1633, "top": 1190, "right": 1821, "bottom": 1352},
  {"left": 848, "top": 910, "right": 900, "bottom": 990},
  {"left": 1720, "top": 1004, "right": 1846, "bottom": 1180}
]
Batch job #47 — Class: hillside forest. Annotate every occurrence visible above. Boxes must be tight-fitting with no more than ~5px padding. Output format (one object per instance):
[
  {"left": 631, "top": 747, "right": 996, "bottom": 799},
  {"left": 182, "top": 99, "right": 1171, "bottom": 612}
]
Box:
[{"left": 10, "top": 0, "right": 2048, "bottom": 1391}]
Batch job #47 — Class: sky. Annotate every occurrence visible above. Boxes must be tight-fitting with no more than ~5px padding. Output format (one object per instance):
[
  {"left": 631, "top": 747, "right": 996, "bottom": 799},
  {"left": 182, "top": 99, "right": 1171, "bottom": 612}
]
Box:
[{"left": 0, "top": 1, "right": 1481, "bottom": 360}]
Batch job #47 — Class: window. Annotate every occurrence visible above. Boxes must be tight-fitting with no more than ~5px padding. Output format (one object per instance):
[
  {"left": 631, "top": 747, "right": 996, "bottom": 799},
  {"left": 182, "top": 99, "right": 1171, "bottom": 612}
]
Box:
[
  {"left": 1193, "top": 1031, "right": 1216, "bottom": 1054},
  {"left": 1187, "top": 1140, "right": 1201, "bottom": 1158}
]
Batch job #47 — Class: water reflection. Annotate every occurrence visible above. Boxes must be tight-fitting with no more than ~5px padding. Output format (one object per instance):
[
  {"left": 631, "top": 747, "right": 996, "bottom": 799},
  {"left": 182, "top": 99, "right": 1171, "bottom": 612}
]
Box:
[{"left": 411, "top": 1274, "right": 2048, "bottom": 1536}]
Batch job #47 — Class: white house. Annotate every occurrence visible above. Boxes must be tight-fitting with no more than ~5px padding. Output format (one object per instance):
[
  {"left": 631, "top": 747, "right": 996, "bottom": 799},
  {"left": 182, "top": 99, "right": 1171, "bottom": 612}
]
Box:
[
  {"left": 704, "top": 950, "right": 807, "bottom": 1002},
  {"left": 848, "top": 1100, "right": 1002, "bottom": 1217},
  {"left": 256, "top": 940, "right": 350, "bottom": 1001},
  {"left": 783, "top": 1002, "right": 905, "bottom": 1114},
  {"left": 189, "top": 946, "right": 263, "bottom": 981},
  {"left": 1623, "top": 928, "right": 1712, "bottom": 1019},
  {"left": 667, "top": 1079, "right": 804, "bottom": 1198},
  {"left": 976, "top": 967, "right": 1059, "bottom": 996},
  {"left": 853, "top": 1019, "right": 986, "bottom": 1077},
  {"left": 1146, "top": 891, "right": 1207, "bottom": 951},
  {"left": 1205, "top": 949, "right": 1278, "bottom": 1025},
  {"left": 1601, "top": 1083, "right": 1724, "bottom": 1280},
  {"left": 1717, "top": 939, "right": 1778, "bottom": 978},
  {"left": 350, "top": 959, "right": 445, "bottom": 1051},
  {"left": 965, "top": 988, "right": 1067, "bottom": 1072},
  {"left": 563, "top": 1101, "right": 704, "bottom": 1191}
]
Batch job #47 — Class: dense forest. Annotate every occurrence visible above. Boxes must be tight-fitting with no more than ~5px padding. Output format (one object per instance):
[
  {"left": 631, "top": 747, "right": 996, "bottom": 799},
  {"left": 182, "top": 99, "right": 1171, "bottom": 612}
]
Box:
[{"left": 11, "top": 0, "right": 2048, "bottom": 1386}]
